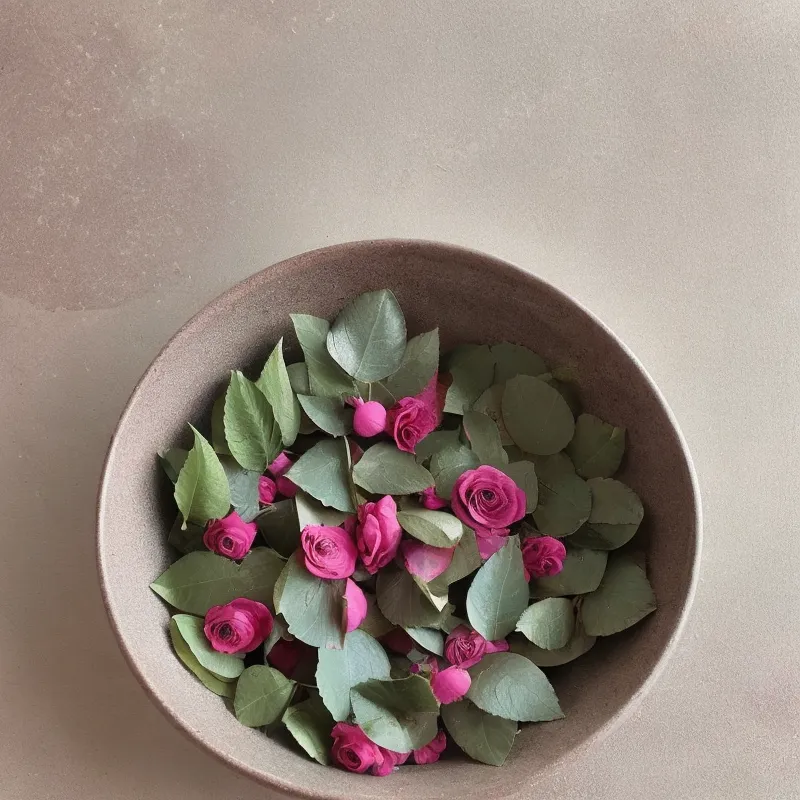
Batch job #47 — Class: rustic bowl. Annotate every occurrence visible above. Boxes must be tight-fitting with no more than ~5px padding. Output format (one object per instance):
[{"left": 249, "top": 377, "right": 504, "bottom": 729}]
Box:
[{"left": 97, "top": 240, "right": 700, "bottom": 800}]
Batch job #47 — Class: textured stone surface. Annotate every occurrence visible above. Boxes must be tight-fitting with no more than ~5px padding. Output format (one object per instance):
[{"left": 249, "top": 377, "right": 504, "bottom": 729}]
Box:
[{"left": 2, "top": 2, "right": 799, "bottom": 799}]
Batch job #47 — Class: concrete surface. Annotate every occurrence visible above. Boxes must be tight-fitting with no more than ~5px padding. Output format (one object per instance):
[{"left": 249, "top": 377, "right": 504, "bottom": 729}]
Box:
[{"left": 1, "top": 1, "right": 798, "bottom": 798}]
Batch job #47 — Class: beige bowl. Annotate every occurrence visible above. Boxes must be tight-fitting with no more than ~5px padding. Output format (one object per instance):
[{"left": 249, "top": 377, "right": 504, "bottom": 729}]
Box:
[{"left": 97, "top": 240, "right": 700, "bottom": 800}]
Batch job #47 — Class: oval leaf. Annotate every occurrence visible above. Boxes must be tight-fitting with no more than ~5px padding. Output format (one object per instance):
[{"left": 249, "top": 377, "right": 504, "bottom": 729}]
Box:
[
  {"left": 503, "top": 460, "right": 538, "bottom": 513},
  {"left": 428, "top": 528, "right": 482, "bottom": 594},
  {"left": 397, "top": 508, "right": 463, "bottom": 547},
  {"left": 234, "top": 665, "right": 296, "bottom": 727},
  {"left": 353, "top": 443, "right": 434, "bottom": 496},
  {"left": 326, "top": 289, "right": 407, "bottom": 382},
  {"left": 255, "top": 498, "right": 300, "bottom": 557},
  {"left": 291, "top": 314, "right": 355, "bottom": 398},
  {"left": 466, "top": 536, "right": 528, "bottom": 640},
  {"left": 491, "top": 342, "right": 548, "bottom": 383},
  {"left": 467, "top": 652, "right": 563, "bottom": 722},
  {"left": 169, "top": 618, "right": 235, "bottom": 698},
  {"left": 510, "top": 622, "right": 596, "bottom": 667},
  {"left": 532, "top": 546, "right": 608, "bottom": 598},
  {"left": 257, "top": 338, "right": 301, "bottom": 447},
  {"left": 580, "top": 553, "right": 656, "bottom": 636},
  {"left": 429, "top": 443, "right": 480, "bottom": 499},
  {"left": 282, "top": 695, "right": 335, "bottom": 765},
  {"left": 569, "top": 478, "right": 644, "bottom": 549},
  {"left": 174, "top": 426, "right": 231, "bottom": 526},
  {"left": 172, "top": 614, "right": 245, "bottom": 679},
  {"left": 316, "top": 630, "right": 391, "bottom": 721},
  {"left": 502, "top": 375, "right": 575, "bottom": 455},
  {"left": 384, "top": 328, "right": 440, "bottom": 398},
  {"left": 515, "top": 598, "right": 575, "bottom": 650},
  {"left": 566, "top": 413, "right": 626, "bottom": 479},
  {"left": 297, "top": 395, "right": 353, "bottom": 437},
  {"left": 444, "top": 344, "right": 496, "bottom": 414},
  {"left": 473, "top": 384, "right": 513, "bottom": 445},
  {"left": 224, "top": 371, "right": 281, "bottom": 471},
  {"left": 286, "top": 439, "right": 355, "bottom": 513},
  {"left": 414, "top": 429, "right": 461, "bottom": 465},
  {"left": 359, "top": 593, "right": 395, "bottom": 639},
  {"left": 404, "top": 626, "right": 444, "bottom": 656},
  {"left": 377, "top": 565, "right": 450, "bottom": 628},
  {"left": 441, "top": 700, "right": 517, "bottom": 766},
  {"left": 463, "top": 410, "right": 508, "bottom": 467},
  {"left": 532, "top": 456, "right": 592, "bottom": 537},
  {"left": 220, "top": 456, "right": 261, "bottom": 523}
]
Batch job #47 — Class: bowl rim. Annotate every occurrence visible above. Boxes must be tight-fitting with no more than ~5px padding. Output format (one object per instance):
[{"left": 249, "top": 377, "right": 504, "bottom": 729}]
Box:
[{"left": 97, "top": 238, "right": 702, "bottom": 798}]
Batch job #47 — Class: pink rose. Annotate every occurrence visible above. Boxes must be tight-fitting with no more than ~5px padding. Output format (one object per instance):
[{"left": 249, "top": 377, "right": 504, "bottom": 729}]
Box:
[
  {"left": 401, "top": 540, "right": 454, "bottom": 582},
  {"left": 475, "top": 532, "right": 510, "bottom": 560},
  {"left": 258, "top": 475, "right": 277, "bottom": 505},
  {"left": 266, "top": 638, "right": 314, "bottom": 679},
  {"left": 203, "top": 598, "right": 273, "bottom": 654},
  {"left": 444, "top": 625, "right": 508, "bottom": 668},
  {"left": 413, "top": 731, "right": 447, "bottom": 765},
  {"left": 431, "top": 666, "right": 471, "bottom": 704},
  {"left": 373, "top": 746, "right": 409, "bottom": 777},
  {"left": 385, "top": 374, "right": 443, "bottom": 454},
  {"left": 420, "top": 486, "right": 448, "bottom": 510},
  {"left": 202, "top": 511, "right": 257, "bottom": 560},
  {"left": 331, "top": 723, "right": 383, "bottom": 775},
  {"left": 342, "top": 578, "right": 367, "bottom": 632},
  {"left": 349, "top": 397, "right": 387, "bottom": 437},
  {"left": 356, "top": 495, "right": 402, "bottom": 574},
  {"left": 301, "top": 525, "right": 358, "bottom": 580},
  {"left": 522, "top": 536, "right": 567, "bottom": 580},
  {"left": 451, "top": 466, "right": 526, "bottom": 546},
  {"left": 268, "top": 451, "right": 297, "bottom": 498}
]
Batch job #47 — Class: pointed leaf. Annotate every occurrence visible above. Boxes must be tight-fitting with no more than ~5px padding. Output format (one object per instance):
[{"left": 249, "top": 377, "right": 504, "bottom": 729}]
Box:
[
  {"left": 159, "top": 448, "right": 188, "bottom": 483},
  {"left": 295, "top": 490, "right": 350, "bottom": 529},
  {"left": 224, "top": 371, "right": 281, "bottom": 471},
  {"left": 291, "top": 314, "right": 355, "bottom": 398},
  {"left": 287, "top": 439, "right": 355, "bottom": 512},
  {"left": 286, "top": 361, "right": 311, "bottom": 394},
  {"left": 377, "top": 564, "right": 450, "bottom": 628},
  {"left": 169, "top": 618, "right": 235, "bottom": 698},
  {"left": 384, "top": 329, "right": 439, "bottom": 398},
  {"left": 297, "top": 395, "right": 353, "bottom": 437},
  {"left": 234, "top": 665, "right": 296, "bottom": 727},
  {"left": 566, "top": 413, "right": 626, "bottom": 479},
  {"left": 353, "top": 443, "right": 434, "bottom": 495},
  {"left": 172, "top": 614, "right": 245, "bottom": 678},
  {"left": 442, "top": 700, "right": 517, "bottom": 766},
  {"left": 219, "top": 456, "right": 260, "bottom": 523},
  {"left": 397, "top": 508, "right": 463, "bottom": 547},
  {"left": 257, "top": 338, "right": 301, "bottom": 447},
  {"left": 515, "top": 598, "right": 575, "bottom": 650},
  {"left": 444, "top": 344, "right": 495, "bottom": 414},
  {"left": 167, "top": 516, "right": 205, "bottom": 554},
  {"left": 283, "top": 694, "right": 335, "bottom": 765},
  {"left": 174, "top": 427, "right": 231, "bottom": 526},
  {"left": 428, "top": 528, "right": 482, "bottom": 594},
  {"left": 211, "top": 395, "right": 230, "bottom": 455},
  {"left": 502, "top": 375, "right": 574, "bottom": 455},
  {"left": 404, "top": 627, "right": 444, "bottom": 656},
  {"left": 255, "top": 498, "right": 300, "bottom": 557}
]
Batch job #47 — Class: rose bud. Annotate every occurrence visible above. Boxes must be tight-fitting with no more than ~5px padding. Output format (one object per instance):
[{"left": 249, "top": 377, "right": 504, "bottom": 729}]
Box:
[
  {"left": 301, "top": 524, "right": 358, "bottom": 579},
  {"left": 258, "top": 475, "right": 277, "bottom": 505},
  {"left": 356, "top": 495, "right": 402, "bottom": 574},
  {"left": 203, "top": 598, "right": 273, "bottom": 654},
  {"left": 522, "top": 535, "right": 567, "bottom": 580},
  {"left": 349, "top": 397, "right": 387, "bottom": 438},
  {"left": 202, "top": 511, "right": 257, "bottom": 560},
  {"left": 431, "top": 666, "right": 471, "bottom": 704}
]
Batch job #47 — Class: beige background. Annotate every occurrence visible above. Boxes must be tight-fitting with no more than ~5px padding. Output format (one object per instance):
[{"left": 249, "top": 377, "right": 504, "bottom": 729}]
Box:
[{"left": 1, "top": 1, "right": 799, "bottom": 798}]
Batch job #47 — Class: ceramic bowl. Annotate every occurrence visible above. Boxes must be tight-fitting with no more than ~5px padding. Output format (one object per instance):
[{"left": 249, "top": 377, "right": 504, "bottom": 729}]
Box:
[{"left": 97, "top": 240, "right": 700, "bottom": 800}]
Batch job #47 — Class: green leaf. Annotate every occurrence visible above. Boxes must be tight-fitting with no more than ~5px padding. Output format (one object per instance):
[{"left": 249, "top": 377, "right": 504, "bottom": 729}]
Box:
[
  {"left": 150, "top": 547, "right": 283, "bottom": 615},
  {"left": 429, "top": 443, "right": 480, "bottom": 499},
  {"left": 291, "top": 314, "right": 356, "bottom": 398},
  {"left": 463, "top": 410, "right": 508, "bottom": 467},
  {"left": 255, "top": 498, "right": 300, "bottom": 557},
  {"left": 510, "top": 621, "right": 596, "bottom": 667},
  {"left": 350, "top": 675, "right": 439, "bottom": 751},
  {"left": 467, "top": 652, "right": 563, "bottom": 722},
  {"left": 466, "top": 536, "right": 528, "bottom": 640},
  {"left": 169, "top": 618, "right": 235, "bottom": 698},
  {"left": 580, "top": 553, "right": 656, "bottom": 636},
  {"left": 174, "top": 427, "right": 231, "bottom": 526},
  {"left": 384, "top": 329, "right": 439, "bottom": 398},
  {"left": 359, "top": 593, "right": 394, "bottom": 638},
  {"left": 532, "top": 455, "right": 592, "bottom": 537},
  {"left": 397, "top": 508, "right": 463, "bottom": 547},
  {"left": 316, "top": 630, "right": 391, "bottom": 721},
  {"left": 444, "top": 344, "right": 495, "bottom": 414},
  {"left": 515, "top": 598, "right": 575, "bottom": 650},
  {"left": 211, "top": 395, "right": 230, "bottom": 455},
  {"left": 532, "top": 546, "right": 608, "bottom": 598},
  {"left": 297, "top": 395, "right": 353, "bottom": 437},
  {"left": 502, "top": 375, "right": 575, "bottom": 456},
  {"left": 412, "top": 576, "right": 450, "bottom": 612},
  {"left": 502, "top": 460, "right": 539, "bottom": 513},
  {"left": 257, "top": 338, "right": 301, "bottom": 447},
  {"left": 377, "top": 564, "right": 449, "bottom": 628},
  {"left": 326, "top": 289, "right": 407, "bottom": 382},
  {"left": 286, "top": 361, "right": 311, "bottom": 394},
  {"left": 160, "top": 448, "right": 188, "bottom": 483},
  {"left": 404, "top": 627, "right": 444, "bottom": 656},
  {"left": 172, "top": 614, "right": 245, "bottom": 678},
  {"left": 353, "top": 443, "right": 434, "bottom": 496},
  {"left": 234, "top": 665, "right": 296, "bottom": 727},
  {"left": 224, "top": 371, "right": 281, "bottom": 472},
  {"left": 219, "top": 456, "right": 261, "bottom": 523},
  {"left": 414, "top": 429, "right": 461, "bottom": 465},
  {"left": 295, "top": 491, "right": 349, "bottom": 530},
  {"left": 278, "top": 553, "right": 346, "bottom": 649},
  {"left": 287, "top": 439, "right": 355, "bottom": 512},
  {"left": 566, "top": 413, "right": 626, "bottom": 479},
  {"left": 569, "top": 478, "right": 644, "bottom": 549},
  {"left": 428, "top": 528, "right": 482, "bottom": 594},
  {"left": 473, "top": 385, "right": 513, "bottom": 445},
  {"left": 263, "top": 615, "right": 289, "bottom": 659},
  {"left": 282, "top": 694, "right": 335, "bottom": 765},
  {"left": 491, "top": 342, "right": 547, "bottom": 383},
  {"left": 167, "top": 516, "right": 205, "bottom": 554},
  {"left": 441, "top": 700, "right": 517, "bottom": 766}
]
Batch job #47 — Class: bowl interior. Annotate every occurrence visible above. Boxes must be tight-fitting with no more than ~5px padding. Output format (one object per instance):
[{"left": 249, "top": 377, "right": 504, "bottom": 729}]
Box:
[{"left": 98, "top": 240, "right": 699, "bottom": 800}]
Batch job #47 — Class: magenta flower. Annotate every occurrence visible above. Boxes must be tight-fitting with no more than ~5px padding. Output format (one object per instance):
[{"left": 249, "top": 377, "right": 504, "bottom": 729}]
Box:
[
  {"left": 203, "top": 598, "right": 273, "bottom": 654},
  {"left": 431, "top": 666, "right": 471, "bottom": 704},
  {"left": 301, "top": 525, "right": 358, "bottom": 580},
  {"left": 444, "top": 624, "right": 508, "bottom": 668},
  {"left": 420, "top": 486, "right": 448, "bottom": 510},
  {"left": 258, "top": 475, "right": 277, "bottom": 505},
  {"left": 385, "top": 375, "right": 443, "bottom": 454},
  {"left": 356, "top": 495, "right": 402, "bottom": 574},
  {"left": 522, "top": 536, "right": 567, "bottom": 580},
  {"left": 401, "top": 540, "right": 454, "bottom": 582},
  {"left": 342, "top": 578, "right": 367, "bottom": 633},
  {"left": 331, "top": 723, "right": 409, "bottom": 776},
  {"left": 349, "top": 397, "right": 387, "bottom": 437},
  {"left": 268, "top": 451, "right": 297, "bottom": 498},
  {"left": 202, "top": 511, "right": 257, "bottom": 560},
  {"left": 413, "top": 731, "right": 447, "bottom": 765}
]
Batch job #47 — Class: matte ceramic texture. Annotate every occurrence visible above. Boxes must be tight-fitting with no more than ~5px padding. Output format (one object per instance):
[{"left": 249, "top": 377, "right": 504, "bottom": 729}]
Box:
[{"left": 97, "top": 240, "right": 700, "bottom": 800}]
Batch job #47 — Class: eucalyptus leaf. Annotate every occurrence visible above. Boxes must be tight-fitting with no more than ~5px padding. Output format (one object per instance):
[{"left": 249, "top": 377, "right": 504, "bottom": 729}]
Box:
[
  {"left": 159, "top": 448, "right": 188, "bottom": 483},
  {"left": 444, "top": 344, "right": 495, "bottom": 414},
  {"left": 566, "top": 413, "right": 626, "bottom": 479},
  {"left": 502, "top": 460, "right": 539, "bottom": 513},
  {"left": 278, "top": 553, "right": 346, "bottom": 649},
  {"left": 377, "top": 564, "right": 448, "bottom": 628},
  {"left": 569, "top": 478, "right": 644, "bottom": 549},
  {"left": 211, "top": 395, "right": 230, "bottom": 455},
  {"left": 151, "top": 547, "right": 283, "bottom": 615},
  {"left": 384, "top": 328, "right": 439, "bottom": 398},
  {"left": 283, "top": 694, "right": 335, "bottom": 765},
  {"left": 515, "top": 598, "right": 575, "bottom": 650},
  {"left": 224, "top": 371, "right": 281, "bottom": 472},
  {"left": 463, "top": 410, "right": 508, "bottom": 467},
  {"left": 441, "top": 700, "right": 517, "bottom": 766},
  {"left": 580, "top": 553, "right": 656, "bottom": 636},
  {"left": 286, "top": 439, "right": 355, "bottom": 513},
  {"left": 491, "top": 342, "right": 547, "bottom": 383},
  {"left": 532, "top": 456, "right": 592, "bottom": 538},
  {"left": 297, "top": 395, "right": 353, "bottom": 437},
  {"left": 412, "top": 576, "right": 450, "bottom": 612},
  {"left": 510, "top": 621, "right": 596, "bottom": 667},
  {"left": 429, "top": 443, "right": 480, "bottom": 499},
  {"left": 350, "top": 675, "right": 439, "bottom": 751},
  {"left": 234, "top": 665, "right": 296, "bottom": 728},
  {"left": 532, "top": 546, "right": 608, "bottom": 598},
  {"left": 428, "top": 528, "right": 482, "bottom": 594},
  {"left": 326, "top": 289, "right": 407, "bottom": 382},
  {"left": 169, "top": 617, "right": 235, "bottom": 698},
  {"left": 502, "top": 375, "right": 575, "bottom": 455},
  {"left": 316, "top": 630, "right": 391, "bottom": 721},
  {"left": 353, "top": 443, "right": 434, "bottom": 496},
  {"left": 255, "top": 498, "right": 300, "bottom": 557},
  {"left": 291, "top": 314, "right": 356, "bottom": 398},
  {"left": 414, "top": 429, "right": 461, "bottom": 465},
  {"left": 466, "top": 537, "right": 528, "bottom": 640},
  {"left": 359, "top": 593, "right": 395, "bottom": 638},
  {"left": 257, "top": 338, "right": 301, "bottom": 447},
  {"left": 167, "top": 516, "right": 205, "bottom": 554},
  {"left": 467, "top": 652, "right": 563, "bottom": 722},
  {"left": 220, "top": 456, "right": 261, "bottom": 523},
  {"left": 397, "top": 508, "right": 463, "bottom": 548},
  {"left": 174, "top": 426, "right": 231, "bottom": 526},
  {"left": 295, "top": 491, "right": 349, "bottom": 530},
  {"left": 404, "top": 627, "right": 444, "bottom": 656},
  {"left": 473, "top": 385, "right": 513, "bottom": 445},
  {"left": 172, "top": 614, "right": 245, "bottom": 679}
]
